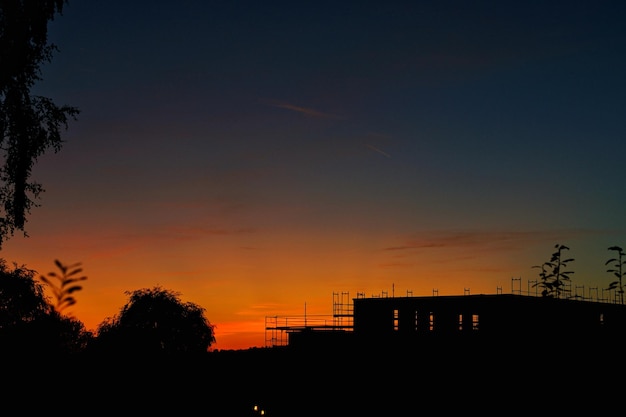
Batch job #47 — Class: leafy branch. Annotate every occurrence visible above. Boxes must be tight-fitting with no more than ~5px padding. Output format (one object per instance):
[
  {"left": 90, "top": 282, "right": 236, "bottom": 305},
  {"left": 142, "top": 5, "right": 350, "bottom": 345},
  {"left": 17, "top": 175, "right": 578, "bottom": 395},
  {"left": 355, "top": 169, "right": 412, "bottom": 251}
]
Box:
[{"left": 40, "top": 259, "right": 87, "bottom": 313}]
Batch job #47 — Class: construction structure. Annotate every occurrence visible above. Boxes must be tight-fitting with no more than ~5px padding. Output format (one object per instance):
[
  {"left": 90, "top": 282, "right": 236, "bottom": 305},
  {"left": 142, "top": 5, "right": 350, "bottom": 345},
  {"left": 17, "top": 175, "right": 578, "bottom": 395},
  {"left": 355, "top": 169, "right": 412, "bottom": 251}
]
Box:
[
  {"left": 265, "top": 291, "right": 356, "bottom": 348},
  {"left": 265, "top": 278, "right": 626, "bottom": 351}
]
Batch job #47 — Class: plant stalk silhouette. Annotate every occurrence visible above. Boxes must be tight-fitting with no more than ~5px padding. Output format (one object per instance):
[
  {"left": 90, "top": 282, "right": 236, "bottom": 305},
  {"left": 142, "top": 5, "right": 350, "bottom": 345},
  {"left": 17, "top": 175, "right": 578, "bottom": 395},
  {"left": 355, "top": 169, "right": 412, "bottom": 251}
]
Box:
[
  {"left": 532, "top": 244, "right": 575, "bottom": 298},
  {"left": 39, "top": 260, "right": 87, "bottom": 313},
  {"left": 605, "top": 246, "right": 626, "bottom": 304}
]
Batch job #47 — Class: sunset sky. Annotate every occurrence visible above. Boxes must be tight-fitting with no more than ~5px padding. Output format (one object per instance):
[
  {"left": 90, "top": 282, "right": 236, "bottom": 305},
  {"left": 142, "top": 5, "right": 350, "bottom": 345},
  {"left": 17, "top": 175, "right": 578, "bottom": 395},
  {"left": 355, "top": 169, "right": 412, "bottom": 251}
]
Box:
[{"left": 2, "top": 1, "right": 626, "bottom": 350}]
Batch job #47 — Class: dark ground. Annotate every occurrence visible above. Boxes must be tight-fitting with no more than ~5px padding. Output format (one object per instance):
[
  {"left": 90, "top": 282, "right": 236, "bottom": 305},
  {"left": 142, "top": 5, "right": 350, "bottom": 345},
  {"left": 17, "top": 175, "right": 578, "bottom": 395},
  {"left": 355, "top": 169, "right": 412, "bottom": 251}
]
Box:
[{"left": 4, "top": 338, "right": 617, "bottom": 416}]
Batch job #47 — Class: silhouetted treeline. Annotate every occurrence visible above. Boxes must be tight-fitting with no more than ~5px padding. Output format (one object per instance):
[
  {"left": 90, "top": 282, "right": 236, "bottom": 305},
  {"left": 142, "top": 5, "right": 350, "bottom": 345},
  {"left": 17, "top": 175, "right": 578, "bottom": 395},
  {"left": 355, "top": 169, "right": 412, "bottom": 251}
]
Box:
[{"left": 0, "top": 260, "right": 215, "bottom": 358}]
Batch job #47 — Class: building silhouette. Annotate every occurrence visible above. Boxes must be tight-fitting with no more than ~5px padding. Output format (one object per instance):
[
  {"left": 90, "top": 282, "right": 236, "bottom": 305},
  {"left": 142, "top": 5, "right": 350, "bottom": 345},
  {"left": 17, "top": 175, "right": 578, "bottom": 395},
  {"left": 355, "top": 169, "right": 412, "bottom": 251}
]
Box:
[{"left": 266, "top": 283, "right": 626, "bottom": 353}]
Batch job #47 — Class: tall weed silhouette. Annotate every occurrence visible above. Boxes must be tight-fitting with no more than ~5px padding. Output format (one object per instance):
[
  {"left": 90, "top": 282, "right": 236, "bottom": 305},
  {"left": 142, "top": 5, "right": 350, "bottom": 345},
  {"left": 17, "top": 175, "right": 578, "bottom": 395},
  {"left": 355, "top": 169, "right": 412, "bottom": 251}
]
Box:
[
  {"left": 606, "top": 246, "right": 626, "bottom": 304},
  {"left": 532, "top": 244, "right": 575, "bottom": 298},
  {"left": 39, "top": 260, "right": 87, "bottom": 313}
]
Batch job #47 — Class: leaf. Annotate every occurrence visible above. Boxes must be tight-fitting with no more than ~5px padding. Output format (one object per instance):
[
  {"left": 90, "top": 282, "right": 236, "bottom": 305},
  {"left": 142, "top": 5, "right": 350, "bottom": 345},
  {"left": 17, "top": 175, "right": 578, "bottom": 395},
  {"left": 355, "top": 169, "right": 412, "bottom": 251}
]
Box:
[
  {"left": 60, "top": 299, "right": 77, "bottom": 307},
  {"left": 65, "top": 286, "right": 82, "bottom": 294},
  {"left": 66, "top": 268, "right": 84, "bottom": 278},
  {"left": 63, "top": 277, "right": 87, "bottom": 286}
]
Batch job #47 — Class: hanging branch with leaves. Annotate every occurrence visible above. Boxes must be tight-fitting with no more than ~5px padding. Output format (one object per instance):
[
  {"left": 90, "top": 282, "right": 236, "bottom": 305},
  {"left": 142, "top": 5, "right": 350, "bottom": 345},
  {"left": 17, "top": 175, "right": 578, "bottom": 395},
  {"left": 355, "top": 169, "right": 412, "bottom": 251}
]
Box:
[
  {"left": 605, "top": 246, "right": 626, "bottom": 305},
  {"left": 532, "top": 244, "right": 575, "bottom": 298},
  {"left": 39, "top": 259, "right": 87, "bottom": 313}
]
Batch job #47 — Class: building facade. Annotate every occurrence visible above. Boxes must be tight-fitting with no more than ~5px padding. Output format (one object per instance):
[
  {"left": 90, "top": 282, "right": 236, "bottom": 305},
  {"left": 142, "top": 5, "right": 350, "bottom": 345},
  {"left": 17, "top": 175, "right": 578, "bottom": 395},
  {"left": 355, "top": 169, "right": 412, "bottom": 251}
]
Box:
[{"left": 278, "top": 293, "right": 626, "bottom": 351}]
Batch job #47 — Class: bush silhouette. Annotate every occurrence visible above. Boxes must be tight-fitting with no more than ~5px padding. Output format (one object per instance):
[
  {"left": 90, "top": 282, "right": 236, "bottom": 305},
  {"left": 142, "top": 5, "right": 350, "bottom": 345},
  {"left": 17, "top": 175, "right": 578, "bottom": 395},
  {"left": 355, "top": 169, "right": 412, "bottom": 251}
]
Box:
[{"left": 92, "top": 286, "right": 216, "bottom": 356}]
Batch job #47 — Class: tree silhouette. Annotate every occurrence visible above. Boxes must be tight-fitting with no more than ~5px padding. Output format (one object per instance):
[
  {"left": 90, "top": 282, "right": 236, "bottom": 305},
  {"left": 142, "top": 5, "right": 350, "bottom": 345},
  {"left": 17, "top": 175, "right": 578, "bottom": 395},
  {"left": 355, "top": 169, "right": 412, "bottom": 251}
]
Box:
[
  {"left": 0, "top": 0, "right": 80, "bottom": 248},
  {"left": 93, "top": 286, "right": 216, "bottom": 356},
  {"left": 0, "top": 258, "right": 91, "bottom": 355},
  {"left": 0, "top": 259, "right": 50, "bottom": 324},
  {"left": 605, "top": 246, "right": 626, "bottom": 304},
  {"left": 39, "top": 259, "right": 87, "bottom": 313},
  {"left": 532, "top": 244, "right": 575, "bottom": 298}
]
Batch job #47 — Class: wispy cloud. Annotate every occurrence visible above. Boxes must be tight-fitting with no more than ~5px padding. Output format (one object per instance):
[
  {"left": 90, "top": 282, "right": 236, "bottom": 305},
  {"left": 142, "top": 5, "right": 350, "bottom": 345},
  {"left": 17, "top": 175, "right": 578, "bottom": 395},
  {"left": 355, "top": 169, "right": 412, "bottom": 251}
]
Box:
[
  {"left": 261, "top": 99, "right": 341, "bottom": 119},
  {"left": 365, "top": 143, "right": 391, "bottom": 158},
  {"left": 164, "top": 225, "right": 256, "bottom": 240},
  {"left": 91, "top": 226, "right": 256, "bottom": 249},
  {"left": 384, "top": 229, "right": 611, "bottom": 252},
  {"left": 374, "top": 229, "right": 617, "bottom": 274}
]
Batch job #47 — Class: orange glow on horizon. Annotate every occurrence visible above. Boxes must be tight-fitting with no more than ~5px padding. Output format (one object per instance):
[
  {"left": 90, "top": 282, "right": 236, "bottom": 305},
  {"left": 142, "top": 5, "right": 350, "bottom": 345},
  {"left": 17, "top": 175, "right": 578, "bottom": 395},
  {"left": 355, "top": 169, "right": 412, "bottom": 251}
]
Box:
[{"left": 1, "top": 220, "right": 615, "bottom": 351}]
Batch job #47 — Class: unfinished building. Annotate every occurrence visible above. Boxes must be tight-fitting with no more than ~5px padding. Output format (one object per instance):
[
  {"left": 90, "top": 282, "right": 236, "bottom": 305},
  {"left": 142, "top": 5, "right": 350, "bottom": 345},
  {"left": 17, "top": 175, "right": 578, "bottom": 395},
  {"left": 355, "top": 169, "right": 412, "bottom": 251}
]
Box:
[{"left": 267, "top": 290, "right": 626, "bottom": 352}]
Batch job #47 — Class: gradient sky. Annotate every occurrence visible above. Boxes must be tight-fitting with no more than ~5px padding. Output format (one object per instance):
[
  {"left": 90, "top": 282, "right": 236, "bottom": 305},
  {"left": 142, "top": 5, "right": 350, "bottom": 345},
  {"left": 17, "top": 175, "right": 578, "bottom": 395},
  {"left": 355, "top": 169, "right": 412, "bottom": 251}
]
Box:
[{"left": 2, "top": 0, "right": 626, "bottom": 350}]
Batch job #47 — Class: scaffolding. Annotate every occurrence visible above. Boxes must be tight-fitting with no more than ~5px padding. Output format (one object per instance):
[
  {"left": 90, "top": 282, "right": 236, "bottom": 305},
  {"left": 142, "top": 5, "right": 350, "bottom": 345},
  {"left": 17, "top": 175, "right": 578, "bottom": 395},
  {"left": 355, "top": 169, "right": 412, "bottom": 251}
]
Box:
[
  {"left": 265, "top": 292, "right": 355, "bottom": 347},
  {"left": 510, "top": 276, "right": 619, "bottom": 303}
]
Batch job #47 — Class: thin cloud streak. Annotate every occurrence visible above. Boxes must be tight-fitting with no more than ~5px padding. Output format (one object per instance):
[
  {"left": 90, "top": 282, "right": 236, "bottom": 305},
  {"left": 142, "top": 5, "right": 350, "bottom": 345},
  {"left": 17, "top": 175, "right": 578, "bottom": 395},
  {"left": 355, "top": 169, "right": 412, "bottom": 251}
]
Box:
[
  {"left": 384, "top": 229, "right": 614, "bottom": 252},
  {"left": 261, "top": 99, "right": 342, "bottom": 119},
  {"left": 94, "top": 227, "right": 255, "bottom": 247},
  {"left": 365, "top": 143, "right": 391, "bottom": 158}
]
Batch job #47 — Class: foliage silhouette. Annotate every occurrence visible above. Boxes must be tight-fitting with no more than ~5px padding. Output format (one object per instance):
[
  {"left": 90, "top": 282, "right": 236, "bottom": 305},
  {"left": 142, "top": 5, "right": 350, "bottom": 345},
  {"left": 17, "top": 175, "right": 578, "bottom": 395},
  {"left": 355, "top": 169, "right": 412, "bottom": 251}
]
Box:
[
  {"left": 532, "top": 244, "right": 575, "bottom": 298},
  {"left": 92, "top": 286, "right": 216, "bottom": 356},
  {"left": 39, "top": 259, "right": 87, "bottom": 313},
  {"left": 605, "top": 246, "right": 626, "bottom": 304},
  {"left": 0, "top": 258, "right": 92, "bottom": 355},
  {"left": 0, "top": 0, "right": 80, "bottom": 248}
]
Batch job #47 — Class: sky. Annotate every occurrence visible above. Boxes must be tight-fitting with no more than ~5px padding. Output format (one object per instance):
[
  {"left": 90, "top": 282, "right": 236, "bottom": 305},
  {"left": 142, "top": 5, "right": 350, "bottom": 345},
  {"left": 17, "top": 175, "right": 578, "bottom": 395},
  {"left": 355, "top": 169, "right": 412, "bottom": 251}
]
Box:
[{"left": 2, "top": 0, "right": 626, "bottom": 351}]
